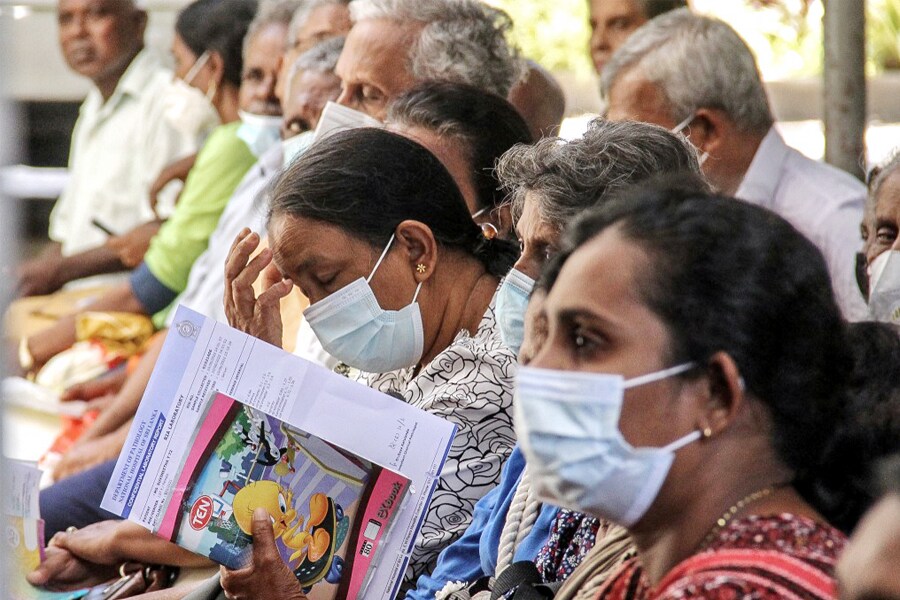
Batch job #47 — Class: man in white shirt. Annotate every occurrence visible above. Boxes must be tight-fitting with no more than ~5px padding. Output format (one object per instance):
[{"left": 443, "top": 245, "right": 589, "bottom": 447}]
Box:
[
  {"left": 602, "top": 9, "right": 868, "bottom": 320},
  {"left": 16, "top": 0, "right": 217, "bottom": 296}
]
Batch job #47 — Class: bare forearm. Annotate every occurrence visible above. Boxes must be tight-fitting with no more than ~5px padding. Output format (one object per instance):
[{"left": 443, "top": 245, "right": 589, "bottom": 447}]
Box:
[
  {"left": 26, "top": 283, "right": 148, "bottom": 367},
  {"left": 112, "top": 522, "right": 213, "bottom": 568},
  {"left": 58, "top": 245, "right": 127, "bottom": 285}
]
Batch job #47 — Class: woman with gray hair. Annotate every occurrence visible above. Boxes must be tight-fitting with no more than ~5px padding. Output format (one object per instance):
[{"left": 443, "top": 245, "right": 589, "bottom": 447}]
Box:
[
  {"left": 495, "top": 118, "right": 705, "bottom": 357},
  {"left": 408, "top": 119, "right": 705, "bottom": 600}
]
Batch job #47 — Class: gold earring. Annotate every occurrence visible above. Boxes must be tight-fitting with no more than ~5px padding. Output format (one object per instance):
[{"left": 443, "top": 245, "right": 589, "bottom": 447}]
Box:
[
  {"left": 416, "top": 264, "right": 427, "bottom": 274},
  {"left": 701, "top": 427, "right": 713, "bottom": 439}
]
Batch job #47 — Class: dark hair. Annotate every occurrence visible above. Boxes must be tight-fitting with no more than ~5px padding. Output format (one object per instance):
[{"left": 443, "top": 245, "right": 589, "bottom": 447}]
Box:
[
  {"left": 877, "top": 454, "right": 900, "bottom": 495},
  {"left": 542, "top": 183, "right": 852, "bottom": 490},
  {"left": 641, "top": 0, "right": 690, "bottom": 19},
  {"left": 387, "top": 81, "right": 534, "bottom": 213},
  {"left": 269, "top": 127, "right": 513, "bottom": 277},
  {"left": 809, "top": 321, "right": 900, "bottom": 533},
  {"left": 176, "top": 0, "right": 258, "bottom": 88}
]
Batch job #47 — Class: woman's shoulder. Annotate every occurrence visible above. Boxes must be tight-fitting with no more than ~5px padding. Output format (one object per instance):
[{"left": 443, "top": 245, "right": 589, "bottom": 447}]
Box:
[
  {"left": 365, "top": 297, "right": 517, "bottom": 408},
  {"left": 422, "top": 298, "right": 516, "bottom": 383},
  {"left": 708, "top": 513, "right": 846, "bottom": 557},
  {"left": 198, "top": 122, "right": 256, "bottom": 163},
  {"left": 655, "top": 514, "right": 846, "bottom": 600},
  {"left": 596, "top": 515, "right": 846, "bottom": 600}
]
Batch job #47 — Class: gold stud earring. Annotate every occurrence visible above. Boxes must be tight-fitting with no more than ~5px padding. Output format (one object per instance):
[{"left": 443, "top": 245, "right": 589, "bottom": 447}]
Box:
[
  {"left": 416, "top": 264, "right": 427, "bottom": 274},
  {"left": 701, "top": 427, "right": 713, "bottom": 439}
]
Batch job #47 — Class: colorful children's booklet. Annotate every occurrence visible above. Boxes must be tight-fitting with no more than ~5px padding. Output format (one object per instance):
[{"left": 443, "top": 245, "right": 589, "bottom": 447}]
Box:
[
  {"left": 161, "top": 393, "right": 409, "bottom": 598},
  {"left": 102, "top": 305, "right": 457, "bottom": 600}
]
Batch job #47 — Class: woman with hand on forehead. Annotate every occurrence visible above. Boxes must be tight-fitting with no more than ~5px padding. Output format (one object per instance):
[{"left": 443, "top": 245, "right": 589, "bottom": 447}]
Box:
[
  {"left": 222, "top": 127, "right": 519, "bottom": 595},
  {"left": 517, "top": 183, "right": 854, "bottom": 599}
]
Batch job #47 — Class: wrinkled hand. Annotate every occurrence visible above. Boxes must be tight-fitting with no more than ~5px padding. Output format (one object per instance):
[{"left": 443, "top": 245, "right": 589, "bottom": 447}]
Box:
[
  {"left": 27, "top": 544, "right": 119, "bottom": 591},
  {"left": 220, "top": 509, "right": 308, "bottom": 600},
  {"left": 16, "top": 255, "right": 64, "bottom": 297},
  {"left": 53, "top": 433, "right": 123, "bottom": 481},
  {"left": 47, "top": 519, "right": 128, "bottom": 566},
  {"left": 107, "top": 220, "right": 163, "bottom": 268},
  {"left": 224, "top": 229, "right": 292, "bottom": 347}
]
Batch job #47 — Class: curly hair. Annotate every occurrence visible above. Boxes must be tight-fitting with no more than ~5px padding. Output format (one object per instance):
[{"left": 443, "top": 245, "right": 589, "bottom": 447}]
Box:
[{"left": 496, "top": 118, "right": 705, "bottom": 229}]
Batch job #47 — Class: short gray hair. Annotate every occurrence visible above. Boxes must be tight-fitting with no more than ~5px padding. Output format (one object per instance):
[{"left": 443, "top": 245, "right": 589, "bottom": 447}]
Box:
[
  {"left": 348, "top": 0, "right": 525, "bottom": 97},
  {"left": 244, "top": 0, "right": 305, "bottom": 58},
  {"left": 291, "top": 35, "right": 345, "bottom": 76},
  {"left": 497, "top": 118, "right": 707, "bottom": 228},
  {"left": 287, "top": 0, "right": 350, "bottom": 47},
  {"left": 601, "top": 9, "right": 773, "bottom": 134},
  {"left": 869, "top": 149, "right": 900, "bottom": 205}
]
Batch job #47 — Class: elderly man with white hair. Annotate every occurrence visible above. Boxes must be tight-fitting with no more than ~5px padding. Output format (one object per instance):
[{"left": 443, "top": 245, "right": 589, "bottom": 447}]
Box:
[
  {"left": 334, "top": 0, "right": 523, "bottom": 120},
  {"left": 603, "top": 8, "right": 869, "bottom": 320}
]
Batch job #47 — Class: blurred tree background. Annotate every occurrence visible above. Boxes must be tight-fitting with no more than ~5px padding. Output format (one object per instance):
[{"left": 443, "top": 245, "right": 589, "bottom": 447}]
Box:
[{"left": 486, "top": 0, "right": 900, "bottom": 79}]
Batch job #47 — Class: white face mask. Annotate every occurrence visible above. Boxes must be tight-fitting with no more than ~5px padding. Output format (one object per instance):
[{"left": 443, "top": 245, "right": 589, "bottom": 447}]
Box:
[
  {"left": 303, "top": 234, "right": 425, "bottom": 373},
  {"left": 514, "top": 363, "right": 699, "bottom": 527},
  {"left": 237, "top": 110, "right": 285, "bottom": 158},
  {"left": 868, "top": 250, "right": 900, "bottom": 324},
  {"left": 281, "top": 130, "right": 316, "bottom": 170},
  {"left": 163, "top": 51, "right": 217, "bottom": 131},
  {"left": 313, "top": 101, "right": 383, "bottom": 143},
  {"left": 672, "top": 114, "right": 709, "bottom": 166}
]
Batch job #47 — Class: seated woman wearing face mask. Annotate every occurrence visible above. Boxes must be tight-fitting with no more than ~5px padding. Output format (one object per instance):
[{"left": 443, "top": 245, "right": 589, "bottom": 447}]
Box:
[
  {"left": 409, "top": 119, "right": 705, "bottom": 600},
  {"left": 517, "top": 183, "right": 853, "bottom": 600},
  {"left": 222, "top": 127, "right": 519, "bottom": 593}
]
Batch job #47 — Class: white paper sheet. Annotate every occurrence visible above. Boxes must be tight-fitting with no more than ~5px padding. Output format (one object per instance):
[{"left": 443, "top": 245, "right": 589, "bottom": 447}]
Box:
[{"left": 102, "top": 305, "right": 457, "bottom": 599}]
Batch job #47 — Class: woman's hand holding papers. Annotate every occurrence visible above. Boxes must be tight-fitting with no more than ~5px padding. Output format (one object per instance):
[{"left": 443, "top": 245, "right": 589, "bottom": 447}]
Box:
[
  {"left": 224, "top": 228, "right": 293, "bottom": 348},
  {"left": 27, "top": 545, "right": 120, "bottom": 591},
  {"left": 29, "top": 520, "right": 215, "bottom": 591},
  {"left": 220, "top": 508, "right": 308, "bottom": 600}
]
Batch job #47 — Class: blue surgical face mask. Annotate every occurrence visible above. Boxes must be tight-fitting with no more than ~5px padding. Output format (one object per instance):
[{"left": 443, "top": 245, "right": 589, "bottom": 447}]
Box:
[
  {"left": 237, "top": 110, "right": 284, "bottom": 157},
  {"left": 282, "top": 130, "right": 316, "bottom": 170},
  {"left": 303, "top": 234, "right": 425, "bottom": 373},
  {"left": 496, "top": 268, "right": 535, "bottom": 355},
  {"left": 515, "top": 363, "right": 699, "bottom": 527}
]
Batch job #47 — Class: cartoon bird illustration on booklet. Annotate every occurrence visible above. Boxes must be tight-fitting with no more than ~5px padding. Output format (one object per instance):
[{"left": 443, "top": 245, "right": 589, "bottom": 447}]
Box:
[{"left": 158, "top": 395, "right": 409, "bottom": 600}]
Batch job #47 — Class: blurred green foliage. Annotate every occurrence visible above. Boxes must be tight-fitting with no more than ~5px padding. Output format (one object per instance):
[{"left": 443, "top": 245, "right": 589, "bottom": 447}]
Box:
[
  {"left": 486, "top": 0, "right": 594, "bottom": 77},
  {"left": 487, "top": 0, "right": 900, "bottom": 79}
]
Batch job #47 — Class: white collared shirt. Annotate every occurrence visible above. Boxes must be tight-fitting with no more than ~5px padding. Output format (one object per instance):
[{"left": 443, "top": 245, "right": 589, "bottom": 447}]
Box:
[
  {"left": 736, "top": 128, "right": 868, "bottom": 320},
  {"left": 168, "top": 143, "right": 283, "bottom": 325},
  {"left": 49, "top": 50, "right": 219, "bottom": 257}
]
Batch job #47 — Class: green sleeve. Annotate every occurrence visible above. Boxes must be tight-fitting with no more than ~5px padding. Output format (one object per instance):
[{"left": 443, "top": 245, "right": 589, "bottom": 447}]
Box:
[{"left": 143, "top": 122, "right": 256, "bottom": 294}]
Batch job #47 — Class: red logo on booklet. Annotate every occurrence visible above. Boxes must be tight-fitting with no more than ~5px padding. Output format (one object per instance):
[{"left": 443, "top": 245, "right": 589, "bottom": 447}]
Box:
[{"left": 190, "top": 495, "right": 213, "bottom": 530}]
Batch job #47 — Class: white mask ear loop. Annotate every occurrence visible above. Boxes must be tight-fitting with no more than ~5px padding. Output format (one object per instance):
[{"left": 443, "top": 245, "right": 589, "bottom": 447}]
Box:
[
  {"left": 183, "top": 50, "right": 210, "bottom": 86},
  {"left": 366, "top": 233, "right": 396, "bottom": 283},
  {"left": 671, "top": 114, "right": 694, "bottom": 135},
  {"left": 623, "top": 362, "right": 695, "bottom": 389},
  {"left": 366, "top": 232, "right": 424, "bottom": 304},
  {"left": 661, "top": 429, "right": 702, "bottom": 453}
]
